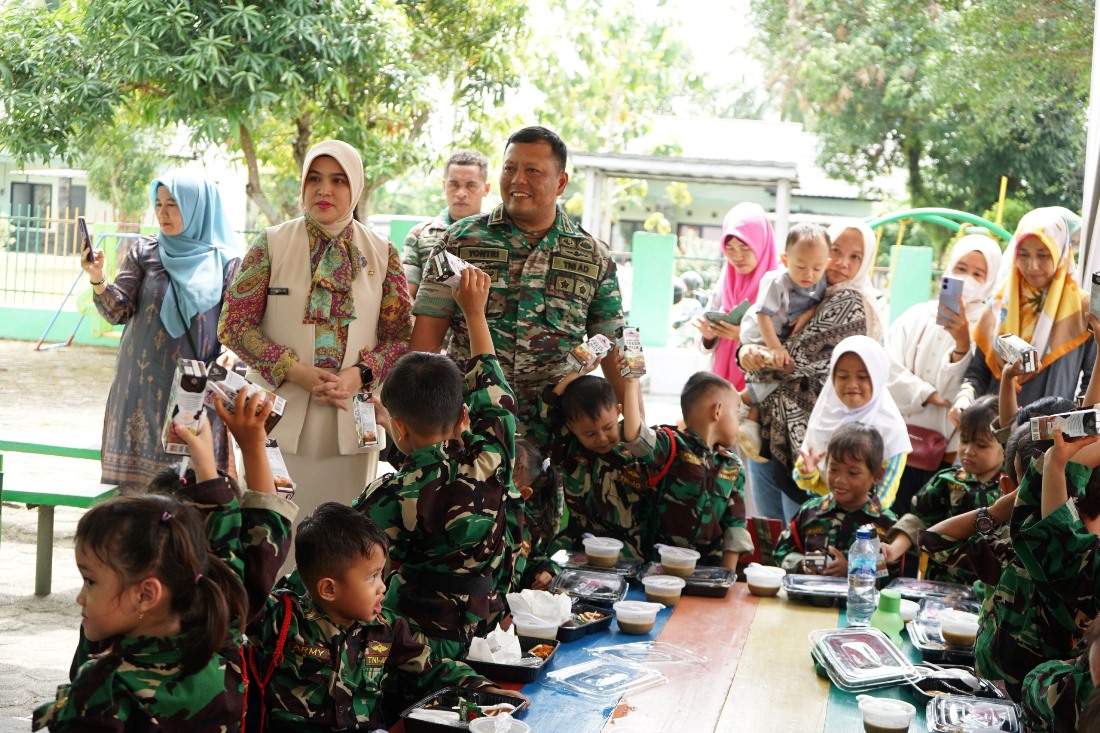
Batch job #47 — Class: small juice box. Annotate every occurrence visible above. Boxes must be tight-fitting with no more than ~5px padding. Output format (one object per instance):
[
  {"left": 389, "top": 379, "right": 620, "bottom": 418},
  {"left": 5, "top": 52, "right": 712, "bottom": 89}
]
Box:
[
  {"left": 1030, "top": 409, "right": 1100, "bottom": 441},
  {"left": 566, "top": 334, "right": 613, "bottom": 372},
  {"left": 161, "top": 359, "right": 209, "bottom": 456},
  {"left": 204, "top": 363, "right": 287, "bottom": 434},
  {"left": 994, "top": 334, "right": 1039, "bottom": 373},
  {"left": 426, "top": 250, "right": 471, "bottom": 288},
  {"left": 265, "top": 438, "right": 296, "bottom": 498},
  {"left": 618, "top": 326, "right": 646, "bottom": 377},
  {"left": 353, "top": 392, "right": 378, "bottom": 448}
]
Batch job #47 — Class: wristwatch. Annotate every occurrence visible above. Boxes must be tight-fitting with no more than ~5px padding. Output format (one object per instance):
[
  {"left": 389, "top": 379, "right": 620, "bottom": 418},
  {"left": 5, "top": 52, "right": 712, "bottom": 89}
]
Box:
[
  {"left": 355, "top": 363, "right": 374, "bottom": 392},
  {"left": 974, "top": 506, "right": 995, "bottom": 535}
]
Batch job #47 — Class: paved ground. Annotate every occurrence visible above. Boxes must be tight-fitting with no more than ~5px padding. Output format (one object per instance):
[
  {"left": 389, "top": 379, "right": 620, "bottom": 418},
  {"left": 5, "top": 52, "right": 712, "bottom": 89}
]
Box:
[{"left": 0, "top": 337, "right": 706, "bottom": 729}]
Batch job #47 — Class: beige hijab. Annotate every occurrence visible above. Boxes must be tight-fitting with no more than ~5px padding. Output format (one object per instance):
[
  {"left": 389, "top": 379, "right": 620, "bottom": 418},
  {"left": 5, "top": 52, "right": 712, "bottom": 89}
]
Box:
[{"left": 299, "top": 140, "right": 365, "bottom": 236}]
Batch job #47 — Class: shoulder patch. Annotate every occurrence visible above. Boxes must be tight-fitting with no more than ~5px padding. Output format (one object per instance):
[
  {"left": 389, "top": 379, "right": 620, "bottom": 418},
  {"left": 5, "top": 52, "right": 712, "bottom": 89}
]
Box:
[
  {"left": 363, "top": 640, "right": 391, "bottom": 667},
  {"left": 680, "top": 453, "right": 702, "bottom": 466},
  {"left": 289, "top": 643, "right": 331, "bottom": 663}
]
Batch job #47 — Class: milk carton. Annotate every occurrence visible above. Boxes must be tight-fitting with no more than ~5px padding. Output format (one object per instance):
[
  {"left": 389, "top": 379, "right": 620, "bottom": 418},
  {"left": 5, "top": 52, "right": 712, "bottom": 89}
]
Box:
[
  {"left": 994, "top": 334, "right": 1039, "bottom": 373},
  {"left": 565, "top": 334, "right": 613, "bottom": 372},
  {"left": 203, "top": 363, "right": 286, "bottom": 434},
  {"left": 618, "top": 327, "right": 646, "bottom": 377},
  {"left": 161, "top": 359, "right": 209, "bottom": 456},
  {"left": 1030, "top": 409, "right": 1100, "bottom": 440},
  {"left": 426, "top": 250, "right": 471, "bottom": 288}
]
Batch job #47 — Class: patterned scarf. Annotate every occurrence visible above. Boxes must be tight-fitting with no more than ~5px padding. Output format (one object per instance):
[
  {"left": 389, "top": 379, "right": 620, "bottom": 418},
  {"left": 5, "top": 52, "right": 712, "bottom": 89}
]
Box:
[{"left": 303, "top": 216, "right": 360, "bottom": 327}]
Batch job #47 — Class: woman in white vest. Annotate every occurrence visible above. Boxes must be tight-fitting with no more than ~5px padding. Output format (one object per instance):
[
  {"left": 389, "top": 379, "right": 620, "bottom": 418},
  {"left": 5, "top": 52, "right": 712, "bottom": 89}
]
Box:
[{"left": 219, "top": 140, "right": 413, "bottom": 531}]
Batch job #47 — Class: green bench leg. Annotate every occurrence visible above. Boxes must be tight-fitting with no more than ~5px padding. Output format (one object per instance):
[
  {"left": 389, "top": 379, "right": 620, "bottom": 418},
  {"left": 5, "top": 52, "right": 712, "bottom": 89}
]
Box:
[{"left": 35, "top": 505, "right": 54, "bottom": 597}]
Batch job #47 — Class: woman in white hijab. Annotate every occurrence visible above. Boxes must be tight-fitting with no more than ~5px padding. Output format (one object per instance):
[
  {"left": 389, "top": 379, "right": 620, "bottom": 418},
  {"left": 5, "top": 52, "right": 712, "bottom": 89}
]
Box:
[
  {"left": 884, "top": 234, "right": 1003, "bottom": 514},
  {"left": 219, "top": 140, "right": 413, "bottom": 560}
]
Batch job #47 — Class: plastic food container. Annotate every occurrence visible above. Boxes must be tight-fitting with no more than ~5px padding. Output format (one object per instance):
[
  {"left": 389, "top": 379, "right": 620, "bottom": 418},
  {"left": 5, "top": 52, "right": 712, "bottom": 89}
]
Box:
[
  {"left": 557, "top": 603, "right": 613, "bottom": 642},
  {"left": 582, "top": 537, "right": 624, "bottom": 568},
  {"left": 657, "top": 546, "right": 700, "bottom": 577},
  {"left": 464, "top": 636, "right": 559, "bottom": 684},
  {"left": 469, "top": 717, "right": 532, "bottom": 733},
  {"left": 907, "top": 620, "right": 976, "bottom": 665},
  {"left": 637, "top": 562, "right": 736, "bottom": 598},
  {"left": 511, "top": 612, "right": 560, "bottom": 640},
  {"left": 613, "top": 600, "right": 663, "bottom": 635},
  {"left": 743, "top": 563, "right": 785, "bottom": 597},
  {"left": 939, "top": 609, "right": 979, "bottom": 648},
  {"left": 809, "top": 627, "right": 918, "bottom": 692},
  {"left": 899, "top": 599, "right": 919, "bottom": 623},
  {"left": 925, "top": 694, "right": 1021, "bottom": 733},
  {"left": 642, "top": 575, "right": 686, "bottom": 607},
  {"left": 548, "top": 569, "right": 628, "bottom": 606},
  {"left": 885, "top": 577, "right": 976, "bottom": 601},
  {"left": 544, "top": 658, "right": 667, "bottom": 698},
  {"left": 857, "top": 695, "right": 915, "bottom": 733},
  {"left": 401, "top": 687, "right": 529, "bottom": 733}
]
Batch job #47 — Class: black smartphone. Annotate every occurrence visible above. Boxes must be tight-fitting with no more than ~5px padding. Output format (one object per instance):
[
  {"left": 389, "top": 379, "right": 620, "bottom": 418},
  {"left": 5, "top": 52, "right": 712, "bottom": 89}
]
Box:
[{"left": 78, "top": 216, "right": 94, "bottom": 263}]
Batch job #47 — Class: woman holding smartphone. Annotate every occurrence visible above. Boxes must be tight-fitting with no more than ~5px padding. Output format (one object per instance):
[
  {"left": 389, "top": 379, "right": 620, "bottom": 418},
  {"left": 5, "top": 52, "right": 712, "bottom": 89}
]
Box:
[
  {"left": 694, "top": 202, "right": 779, "bottom": 390},
  {"left": 884, "top": 234, "right": 1002, "bottom": 514},
  {"left": 81, "top": 170, "right": 240, "bottom": 492}
]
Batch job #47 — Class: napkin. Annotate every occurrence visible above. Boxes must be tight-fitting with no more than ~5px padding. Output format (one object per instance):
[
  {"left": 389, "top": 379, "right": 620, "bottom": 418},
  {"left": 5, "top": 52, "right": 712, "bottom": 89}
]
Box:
[
  {"left": 506, "top": 589, "right": 571, "bottom": 624},
  {"left": 467, "top": 623, "right": 523, "bottom": 663}
]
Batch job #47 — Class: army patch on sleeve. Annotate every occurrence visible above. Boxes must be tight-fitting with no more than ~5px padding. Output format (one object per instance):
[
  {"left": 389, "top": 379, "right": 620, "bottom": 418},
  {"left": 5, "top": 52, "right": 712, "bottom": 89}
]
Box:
[
  {"left": 363, "top": 641, "right": 392, "bottom": 667},
  {"left": 289, "top": 643, "right": 332, "bottom": 664}
]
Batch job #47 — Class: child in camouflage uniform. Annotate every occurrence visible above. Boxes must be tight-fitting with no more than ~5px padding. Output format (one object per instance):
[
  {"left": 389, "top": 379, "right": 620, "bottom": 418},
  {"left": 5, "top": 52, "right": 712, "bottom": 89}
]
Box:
[
  {"left": 354, "top": 268, "right": 522, "bottom": 666},
  {"left": 883, "top": 396, "right": 1004, "bottom": 582},
  {"left": 512, "top": 438, "right": 563, "bottom": 590},
  {"left": 34, "top": 392, "right": 297, "bottom": 732},
  {"left": 249, "top": 503, "right": 514, "bottom": 731},
  {"left": 529, "top": 353, "right": 654, "bottom": 560},
  {"left": 774, "top": 423, "right": 898, "bottom": 575},
  {"left": 1022, "top": 622, "right": 1097, "bottom": 733},
  {"left": 643, "top": 371, "right": 752, "bottom": 570}
]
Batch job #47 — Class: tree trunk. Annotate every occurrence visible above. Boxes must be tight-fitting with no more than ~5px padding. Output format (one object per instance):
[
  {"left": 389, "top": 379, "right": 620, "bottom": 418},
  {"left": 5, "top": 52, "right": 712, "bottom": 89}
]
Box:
[
  {"left": 292, "top": 113, "right": 312, "bottom": 172},
  {"left": 906, "top": 136, "right": 924, "bottom": 206},
  {"left": 238, "top": 122, "right": 281, "bottom": 226}
]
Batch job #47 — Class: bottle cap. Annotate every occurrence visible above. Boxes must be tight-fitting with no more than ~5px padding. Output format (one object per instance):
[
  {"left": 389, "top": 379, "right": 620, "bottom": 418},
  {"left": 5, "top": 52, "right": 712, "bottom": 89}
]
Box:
[
  {"left": 877, "top": 588, "right": 901, "bottom": 614},
  {"left": 856, "top": 526, "right": 872, "bottom": 540}
]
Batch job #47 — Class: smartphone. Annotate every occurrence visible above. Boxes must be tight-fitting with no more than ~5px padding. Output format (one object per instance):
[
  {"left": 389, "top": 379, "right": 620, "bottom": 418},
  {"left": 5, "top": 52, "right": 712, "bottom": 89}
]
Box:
[
  {"left": 77, "top": 216, "right": 94, "bottom": 263},
  {"left": 936, "top": 276, "right": 964, "bottom": 326},
  {"left": 1090, "top": 272, "right": 1100, "bottom": 320},
  {"left": 704, "top": 299, "right": 752, "bottom": 326}
]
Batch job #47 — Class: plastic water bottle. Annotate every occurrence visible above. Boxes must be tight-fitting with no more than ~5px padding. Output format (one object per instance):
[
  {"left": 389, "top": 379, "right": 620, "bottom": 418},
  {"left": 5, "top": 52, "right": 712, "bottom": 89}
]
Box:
[{"left": 847, "top": 526, "right": 878, "bottom": 626}]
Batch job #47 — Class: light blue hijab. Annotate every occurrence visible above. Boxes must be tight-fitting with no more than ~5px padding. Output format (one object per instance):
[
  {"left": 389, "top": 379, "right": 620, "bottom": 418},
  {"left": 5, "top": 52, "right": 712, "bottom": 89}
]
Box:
[{"left": 150, "top": 171, "right": 239, "bottom": 339}]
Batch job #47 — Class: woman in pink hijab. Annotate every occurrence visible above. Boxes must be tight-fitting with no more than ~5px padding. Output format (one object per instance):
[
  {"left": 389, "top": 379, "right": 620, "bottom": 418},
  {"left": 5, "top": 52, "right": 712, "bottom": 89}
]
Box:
[{"left": 696, "top": 202, "right": 780, "bottom": 390}]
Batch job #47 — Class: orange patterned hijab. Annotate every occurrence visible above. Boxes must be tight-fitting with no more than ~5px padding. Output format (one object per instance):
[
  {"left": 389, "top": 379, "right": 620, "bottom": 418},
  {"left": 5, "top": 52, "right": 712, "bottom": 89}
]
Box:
[{"left": 975, "top": 208, "right": 1088, "bottom": 374}]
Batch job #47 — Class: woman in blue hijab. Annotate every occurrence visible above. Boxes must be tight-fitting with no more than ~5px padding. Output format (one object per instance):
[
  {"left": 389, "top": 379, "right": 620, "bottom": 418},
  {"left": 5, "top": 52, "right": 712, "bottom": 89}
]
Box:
[{"left": 81, "top": 170, "right": 240, "bottom": 491}]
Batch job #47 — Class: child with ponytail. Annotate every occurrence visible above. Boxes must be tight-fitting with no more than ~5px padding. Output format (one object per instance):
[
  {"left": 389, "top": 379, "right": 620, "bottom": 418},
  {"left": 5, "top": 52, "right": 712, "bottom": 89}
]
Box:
[{"left": 34, "top": 391, "right": 297, "bottom": 731}]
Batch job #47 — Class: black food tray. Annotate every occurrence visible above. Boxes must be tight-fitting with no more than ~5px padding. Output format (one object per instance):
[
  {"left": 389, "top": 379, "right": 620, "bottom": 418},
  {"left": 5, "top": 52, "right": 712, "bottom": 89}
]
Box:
[
  {"left": 910, "top": 664, "right": 1006, "bottom": 701},
  {"left": 886, "top": 577, "right": 976, "bottom": 601},
  {"left": 782, "top": 574, "right": 848, "bottom": 606},
  {"left": 557, "top": 602, "right": 614, "bottom": 642},
  {"left": 464, "top": 636, "right": 559, "bottom": 683},
  {"left": 638, "top": 563, "right": 736, "bottom": 598},
  {"left": 908, "top": 620, "right": 976, "bottom": 665},
  {"left": 401, "top": 687, "right": 529, "bottom": 733},
  {"left": 560, "top": 550, "right": 641, "bottom": 578}
]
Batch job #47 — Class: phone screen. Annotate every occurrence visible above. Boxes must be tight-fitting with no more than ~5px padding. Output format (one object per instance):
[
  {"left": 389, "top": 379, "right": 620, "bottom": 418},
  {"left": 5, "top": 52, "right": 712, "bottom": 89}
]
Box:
[{"left": 78, "top": 217, "right": 94, "bottom": 263}]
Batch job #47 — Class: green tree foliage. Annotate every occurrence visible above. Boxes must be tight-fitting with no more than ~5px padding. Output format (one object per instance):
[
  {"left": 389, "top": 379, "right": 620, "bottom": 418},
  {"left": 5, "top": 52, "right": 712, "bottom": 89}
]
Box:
[
  {"left": 0, "top": 0, "right": 527, "bottom": 224},
  {"left": 750, "top": 0, "right": 1091, "bottom": 212},
  {"left": 80, "top": 115, "right": 167, "bottom": 225}
]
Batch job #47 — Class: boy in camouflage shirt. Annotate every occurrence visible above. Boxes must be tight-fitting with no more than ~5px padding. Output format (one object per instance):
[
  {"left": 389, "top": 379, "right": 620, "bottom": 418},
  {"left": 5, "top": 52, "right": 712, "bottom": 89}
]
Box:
[
  {"left": 355, "top": 268, "right": 522, "bottom": 665},
  {"left": 249, "top": 503, "right": 512, "bottom": 731},
  {"left": 528, "top": 353, "right": 654, "bottom": 560},
  {"left": 884, "top": 396, "right": 1005, "bottom": 583},
  {"left": 643, "top": 372, "right": 752, "bottom": 570},
  {"left": 774, "top": 423, "right": 898, "bottom": 575}
]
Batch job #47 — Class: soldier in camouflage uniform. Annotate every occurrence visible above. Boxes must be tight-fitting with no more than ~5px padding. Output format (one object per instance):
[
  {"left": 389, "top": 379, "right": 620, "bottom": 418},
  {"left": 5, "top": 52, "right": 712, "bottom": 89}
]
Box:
[
  {"left": 34, "top": 404, "right": 296, "bottom": 732},
  {"left": 249, "top": 503, "right": 504, "bottom": 731},
  {"left": 643, "top": 372, "right": 753, "bottom": 569},
  {"left": 527, "top": 363, "right": 655, "bottom": 560},
  {"left": 356, "top": 268, "right": 521, "bottom": 669},
  {"left": 409, "top": 126, "right": 626, "bottom": 439},
  {"left": 401, "top": 149, "right": 491, "bottom": 299},
  {"left": 1022, "top": 652, "right": 1094, "bottom": 733}
]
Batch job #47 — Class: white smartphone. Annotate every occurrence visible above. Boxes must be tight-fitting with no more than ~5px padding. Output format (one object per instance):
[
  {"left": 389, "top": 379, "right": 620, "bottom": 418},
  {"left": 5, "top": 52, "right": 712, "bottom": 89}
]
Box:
[{"left": 936, "top": 276, "right": 964, "bottom": 326}]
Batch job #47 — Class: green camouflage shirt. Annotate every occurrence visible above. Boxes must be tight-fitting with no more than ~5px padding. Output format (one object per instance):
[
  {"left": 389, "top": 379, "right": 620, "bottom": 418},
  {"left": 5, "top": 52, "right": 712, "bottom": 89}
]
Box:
[
  {"left": 34, "top": 478, "right": 296, "bottom": 732},
  {"left": 1022, "top": 653, "right": 1093, "bottom": 733},
  {"left": 773, "top": 494, "right": 898, "bottom": 573},
  {"left": 248, "top": 591, "right": 487, "bottom": 732},
  {"left": 919, "top": 525, "right": 1012, "bottom": 589},
  {"left": 975, "top": 458, "right": 1091, "bottom": 686},
  {"left": 644, "top": 426, "right": 753, "bottom": 565},
  {"left": 529, "top": 384, "right": 656, "bottom": 560},
  {"left": 354, "top": 355, "right": 520, "bottom": 642},
  {"left": 401, "top": 208, "right": 453, "bottom": 287},
  {"left": 412, "top": 204, "right": 624, "bottom": 436},
  {"left": 887, "top": 467, "right": 1004, "bottom": 584}
]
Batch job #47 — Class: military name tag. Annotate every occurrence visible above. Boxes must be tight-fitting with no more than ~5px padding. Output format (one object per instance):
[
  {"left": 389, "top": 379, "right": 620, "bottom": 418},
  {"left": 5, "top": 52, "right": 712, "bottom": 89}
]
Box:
[
  {"left": 551, "top": 256, "right": 599, "bottom": 280},
  {"left": 267, "top": 287, "right": 290, "bottom": 295},
  {"left": 289, "top": 643, "right": 332, "bottom": 663},
  {"left": 459, "top": 246, "right": 509, "bottom": 263}
]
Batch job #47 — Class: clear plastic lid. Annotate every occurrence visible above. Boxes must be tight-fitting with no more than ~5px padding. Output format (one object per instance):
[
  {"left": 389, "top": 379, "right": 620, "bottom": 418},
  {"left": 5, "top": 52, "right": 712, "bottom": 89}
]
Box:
[
  {"left": 926, "top": 694, "right": 1021, "bottom": 732},
  {"left": 885, "top": 577, "right": 977, "bottom": 601},
  {"left": 638, "top": 562, "right": 736, "bottom": 588},
  {"left": 809, "top": 628, "right": 916, "bottom": 687},
  {"left": 549, "top": 569, "right": 628, "bottom": 604},
  {"left": 641, "top": 576, "right": 686, "bottom": 591},
  {"left": 557, "top": 550, "right": 641, "bottom": 577},
  {"left": 543, "top": 658, "right": 667, "bottom": 698},
  {"left": 783, "top": 574, "right": 850, "bottom": 598},
  {"left": 589, "top": 641, "right": 709, "bottom": 666}
]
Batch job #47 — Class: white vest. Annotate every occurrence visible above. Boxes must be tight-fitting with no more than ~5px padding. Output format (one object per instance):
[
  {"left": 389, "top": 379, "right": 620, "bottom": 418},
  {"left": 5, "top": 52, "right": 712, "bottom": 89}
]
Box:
[{"left": 248, "top": 217, "right": 388, "bottom": 455}]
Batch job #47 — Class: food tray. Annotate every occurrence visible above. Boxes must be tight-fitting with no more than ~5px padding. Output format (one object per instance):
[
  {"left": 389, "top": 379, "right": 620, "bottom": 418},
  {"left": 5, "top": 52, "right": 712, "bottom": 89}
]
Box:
[
  {"left": 464, "top": 636, "right": 559, "bottom": 684},
  {"left": 809, "top": 627, "right": 917, "bottom": 690},
  {"left": 782, "top": 574, "right": 849, "bottom": 605},
  {"left": 548, "top": 568, "right": 628, "bottom": 606},
  {"left": 926, "top": 694, "right": 1021, "bottom": 732},
  {"left": 557, "top": 602, "right": 613, "bottom": 642},
  {"left": 637, "top": 562, "right": 736, "bottom": 598},
  {"left": 886, "top": 577, "right": 976, "bottom": 601},
  {"left": 909, "top": 665, "right": 1005, "bottom": 701},
  {"left": 589, "top": 641, "right": 709, "bottom": 666},
  {"left": 400, "top": 687, "right": 529, "bottom": 733},
  {"left": 560, "top": 550, "right": 641, "bottom": 578},
  {"left": 907, "top": 620, "right": 976, "bottom": 665},
  {"left": 543, "top": 658, "right": 667, "bottom": 698}
]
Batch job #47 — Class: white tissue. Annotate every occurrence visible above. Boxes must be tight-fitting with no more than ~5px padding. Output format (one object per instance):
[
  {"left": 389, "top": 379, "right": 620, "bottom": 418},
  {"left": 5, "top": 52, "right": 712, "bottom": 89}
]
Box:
[
  {"left": 506, "top": 589, "right": 572, "bottom": 624},
  {"left": 467, "top": 623, "right": 523, "bottom": 663}
]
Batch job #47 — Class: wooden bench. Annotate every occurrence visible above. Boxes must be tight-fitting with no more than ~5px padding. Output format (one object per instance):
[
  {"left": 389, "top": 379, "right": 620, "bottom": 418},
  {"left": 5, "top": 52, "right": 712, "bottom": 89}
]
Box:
[{"left": 0, "top": 440, "right": 117, "bottom": 596}]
